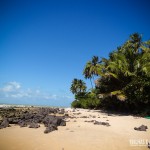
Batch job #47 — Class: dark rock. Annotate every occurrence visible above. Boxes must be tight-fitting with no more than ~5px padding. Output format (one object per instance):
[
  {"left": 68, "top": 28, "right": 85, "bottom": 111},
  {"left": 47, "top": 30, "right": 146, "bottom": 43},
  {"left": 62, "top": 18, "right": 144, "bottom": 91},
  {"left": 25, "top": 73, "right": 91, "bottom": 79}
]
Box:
[
  {"left": 101, "top": 122, "right": 109, "bottom": 126},
  {"left": 85, "top": 120, "right": 95, "bottom": 123},
  {"left": 64, "top": 114, "right": 69, "bottom": 117},
  {"left": 42, "top": 115, "right": 66, "bottom": 127},
  {"left": 0, "top": 118, "right": 10, "bottom": 128},
  {"left": 8, "top": 118, "right": 13, "bottom": 123},
  {"left": 19, "top": 121, "right": 27, "bottom": 127},
  {"left": 43, "top": 115, "right": 55, "bottom": 126},
  {"left": 68, "top": 116, "right": 76, "bottom": 119},
  {"left": 44, "top": 125, "right": 57, "bottom": 133},
  {"left": 94, "top": 121, "right": 110, "bottom": 126},
  {"left": 81, "top": 116, "right": 88, "bottom": 118},
  {"left": 148, "top": 142, "right": 150, "bottom": 149},
  {"left": 29, "top": 122, "right": 40, "bottom": 128},
  {"left": 52, "top": 118, "right": 62, "bottom": 126},
  {"left": 0, "top": 107, "right": 66, "bottom": 133},
  {"left": 134, "top": 125, "right": 148, "bottom": 131},
  {"left": 10, "top": 118, "right": 20, "bottom": 124},
  {"left": 58, "top": 109, "right": 65, "bottom": 114},
  {"left": 73, "top": 113, "right": 81, "bottom": 115},
  {"left": 60, "top": 120, "right": 66, "bottom": 126},
  {"left": 8, "top": 113, "right": 15, "bottom": 118},
  {"left": 39, "top": 107, "right": 58, "bottom": 115}
]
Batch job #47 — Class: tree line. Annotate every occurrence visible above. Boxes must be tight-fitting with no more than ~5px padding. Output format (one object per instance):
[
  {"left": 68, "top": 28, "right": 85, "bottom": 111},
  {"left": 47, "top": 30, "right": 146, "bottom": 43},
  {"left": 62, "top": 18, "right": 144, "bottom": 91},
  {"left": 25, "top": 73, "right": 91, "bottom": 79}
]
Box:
[{"left": 70, "top": 33, "right": 150, "bottom": 115}]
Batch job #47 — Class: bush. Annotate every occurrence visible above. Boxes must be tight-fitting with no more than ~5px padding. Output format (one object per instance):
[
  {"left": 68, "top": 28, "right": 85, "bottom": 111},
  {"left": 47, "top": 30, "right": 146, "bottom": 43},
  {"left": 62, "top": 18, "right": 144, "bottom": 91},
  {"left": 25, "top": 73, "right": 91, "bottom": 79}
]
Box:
[
  {"left": 99, "top": 96, "right": 129, "bottom": 112},
  {"left": 71, "top": 92, "right": 101, "bottom": 109},
  {"left": 71, "top": 100, "right": 82, "bottom": 108},
  {"left": 83, "top": 98, "right": 101, "bottom": 109},
  {"left": 123, "top": 77, "right": 150, "bottom": 114},
  {"left": 71, "top": 98, "right": 101, "bottom": 109},
  {"left": 75, "top": 92, "right": 87, "bottom": 100}
]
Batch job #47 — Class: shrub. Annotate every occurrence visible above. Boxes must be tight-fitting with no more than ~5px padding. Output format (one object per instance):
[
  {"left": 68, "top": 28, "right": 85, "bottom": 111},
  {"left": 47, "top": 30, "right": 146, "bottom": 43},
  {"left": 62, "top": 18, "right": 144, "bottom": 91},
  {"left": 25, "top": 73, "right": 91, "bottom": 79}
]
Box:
[
  {"left": 71, "top": 96, "right": 101, "bottom": 109},
  {"left": 123, "top": 77, "right": 150, "bottom": 114},
  {"left": 71, "top": 100, "right": 82, "bottom": 108}
]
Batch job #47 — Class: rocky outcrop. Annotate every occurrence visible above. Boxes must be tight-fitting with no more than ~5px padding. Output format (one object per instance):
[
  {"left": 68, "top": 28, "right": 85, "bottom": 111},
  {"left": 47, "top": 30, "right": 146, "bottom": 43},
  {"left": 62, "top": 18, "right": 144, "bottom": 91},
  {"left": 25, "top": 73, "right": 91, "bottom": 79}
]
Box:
[
  {"left": 0, "top": 107, "right": 66, "bottom": 133},
  {"left": 0, "top": 118, "right": 10, "bottom": 128},
  {"left": 44, "top": 125, "right": 58, "bottom": 134}
]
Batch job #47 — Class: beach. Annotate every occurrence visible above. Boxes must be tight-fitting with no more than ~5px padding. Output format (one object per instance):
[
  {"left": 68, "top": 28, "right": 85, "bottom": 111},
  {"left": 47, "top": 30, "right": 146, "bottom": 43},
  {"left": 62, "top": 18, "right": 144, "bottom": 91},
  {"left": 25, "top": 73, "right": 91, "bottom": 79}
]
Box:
[{"left": 0, "top": 107, "right": 150, "bottom": 150}]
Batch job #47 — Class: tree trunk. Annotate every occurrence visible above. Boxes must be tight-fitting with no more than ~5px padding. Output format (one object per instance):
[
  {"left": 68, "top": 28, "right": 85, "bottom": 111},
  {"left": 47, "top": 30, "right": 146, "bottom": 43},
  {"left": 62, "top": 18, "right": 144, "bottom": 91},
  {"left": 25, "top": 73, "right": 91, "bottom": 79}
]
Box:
[{"left": 90, "top": 78, "right": 93, "bottom": 89}]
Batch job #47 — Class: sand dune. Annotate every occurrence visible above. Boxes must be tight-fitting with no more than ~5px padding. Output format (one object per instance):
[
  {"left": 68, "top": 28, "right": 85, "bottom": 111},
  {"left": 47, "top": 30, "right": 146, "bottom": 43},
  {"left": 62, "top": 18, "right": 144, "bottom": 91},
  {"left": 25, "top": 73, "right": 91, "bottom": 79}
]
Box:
[{"left": 0, "top": 108, "right": 150, "bottom": 150}]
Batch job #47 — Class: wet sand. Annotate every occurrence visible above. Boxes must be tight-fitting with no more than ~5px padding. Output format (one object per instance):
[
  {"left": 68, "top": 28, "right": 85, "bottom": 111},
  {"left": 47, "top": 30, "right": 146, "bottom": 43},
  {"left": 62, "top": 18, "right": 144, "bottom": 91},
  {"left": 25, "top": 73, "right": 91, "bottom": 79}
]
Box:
[{"left": 0, "top": 108, "right": 150, "bottom": 150}]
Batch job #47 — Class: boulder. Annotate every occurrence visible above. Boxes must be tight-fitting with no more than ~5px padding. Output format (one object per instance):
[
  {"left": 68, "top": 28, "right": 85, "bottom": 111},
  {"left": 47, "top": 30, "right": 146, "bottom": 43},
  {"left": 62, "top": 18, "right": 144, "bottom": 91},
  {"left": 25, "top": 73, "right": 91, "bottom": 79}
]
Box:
[
  {"left": 0, "top": 118, "right": 10, "bottom": 128},
  {"left": 43, "top": 115, "right": 55, "bottom": 127},
  {"left": 60, "top": 120, "right": 66, "bottom": 126},
  {"left": 94, "top": 121, "right": 110, "bottom": 126},
  {"left": 44, "top": 125, "right": 58, "bottom": 134},
  {"left": 134, "top": 125, "right": 148, "bottom": 131}
]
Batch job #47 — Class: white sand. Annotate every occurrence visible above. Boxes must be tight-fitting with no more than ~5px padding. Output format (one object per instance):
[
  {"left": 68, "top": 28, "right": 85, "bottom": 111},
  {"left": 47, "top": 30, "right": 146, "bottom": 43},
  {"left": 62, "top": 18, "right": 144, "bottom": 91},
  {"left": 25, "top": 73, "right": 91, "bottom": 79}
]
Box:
[{"left": 0, "top": 108, "right": 150, "bottom": 150}]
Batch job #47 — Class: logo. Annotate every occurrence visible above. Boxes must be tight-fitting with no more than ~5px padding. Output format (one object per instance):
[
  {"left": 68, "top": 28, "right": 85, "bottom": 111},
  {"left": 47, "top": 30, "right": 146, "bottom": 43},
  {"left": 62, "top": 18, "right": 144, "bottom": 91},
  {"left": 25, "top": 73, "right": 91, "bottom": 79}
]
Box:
[{"left": 129, "top": 139, "right": 150, "bottom": 147}]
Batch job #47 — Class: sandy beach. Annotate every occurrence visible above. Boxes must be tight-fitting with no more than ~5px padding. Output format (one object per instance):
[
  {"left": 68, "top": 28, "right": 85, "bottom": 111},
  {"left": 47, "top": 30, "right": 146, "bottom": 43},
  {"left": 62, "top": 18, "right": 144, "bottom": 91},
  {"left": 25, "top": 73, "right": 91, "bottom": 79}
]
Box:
[{"left": 0, "top": 108, "right": 150, "bottom": 150}]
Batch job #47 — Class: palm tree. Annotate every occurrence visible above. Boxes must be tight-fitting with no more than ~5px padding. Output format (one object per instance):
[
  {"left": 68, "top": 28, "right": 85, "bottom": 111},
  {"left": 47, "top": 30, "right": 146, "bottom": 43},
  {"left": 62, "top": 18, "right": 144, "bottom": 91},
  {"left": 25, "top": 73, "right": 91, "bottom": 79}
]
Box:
[
  {"left": 83, "top": 61, "right": 93, "bottom": 88},
  {"left": 83, "top": 56, "right": 101, "bottom": 88},
  {"left": 91, "top": 56, "right": 100, "bottom": 76},
  {"left": 136, "top": 40, "right": 150, "bottom": 77},
  {"left": 70, "top": 78, "right": 78, "bottom": 94},
  {"left": 97, "top": 33, "right": 150, "bottom": 101},
  {"left": 70, "top": 79, "right": 87, "bottom": 95}
]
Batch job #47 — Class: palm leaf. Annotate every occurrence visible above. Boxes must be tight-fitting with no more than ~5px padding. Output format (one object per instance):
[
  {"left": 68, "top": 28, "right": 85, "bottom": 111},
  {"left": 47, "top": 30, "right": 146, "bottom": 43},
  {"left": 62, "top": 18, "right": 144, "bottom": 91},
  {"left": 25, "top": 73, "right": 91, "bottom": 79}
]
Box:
[{"left": 110, "top": 90, "right": 127, "bottom": 101}]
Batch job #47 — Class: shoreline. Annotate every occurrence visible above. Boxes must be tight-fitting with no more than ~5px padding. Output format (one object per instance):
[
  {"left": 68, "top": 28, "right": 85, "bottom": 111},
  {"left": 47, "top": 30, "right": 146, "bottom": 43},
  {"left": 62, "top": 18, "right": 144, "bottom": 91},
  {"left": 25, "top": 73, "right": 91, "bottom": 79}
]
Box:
[
  {"left": 0, "top": 106, "right": 150, "bottom": 150},
  {"left": 0, "top": 103, "right": 70, "bottom": 108}
]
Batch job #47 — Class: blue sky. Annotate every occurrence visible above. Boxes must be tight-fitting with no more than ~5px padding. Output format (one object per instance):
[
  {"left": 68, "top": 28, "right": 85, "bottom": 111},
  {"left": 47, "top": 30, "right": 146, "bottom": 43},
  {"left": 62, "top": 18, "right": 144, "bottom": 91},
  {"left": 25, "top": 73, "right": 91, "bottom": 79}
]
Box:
[{"left": 0, "top": 0, "right": 150, "bottom": 107}]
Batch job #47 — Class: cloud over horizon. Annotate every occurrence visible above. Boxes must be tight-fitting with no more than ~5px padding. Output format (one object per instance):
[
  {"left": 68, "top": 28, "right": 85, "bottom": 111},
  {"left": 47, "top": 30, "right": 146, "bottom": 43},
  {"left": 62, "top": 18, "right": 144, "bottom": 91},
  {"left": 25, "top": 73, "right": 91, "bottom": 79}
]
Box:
[
  {"left": 1, "top": 82, "right": 21, "bottom": 92},
  {"left": 0, "top": 81, "right": 73, "bottom": 106}
]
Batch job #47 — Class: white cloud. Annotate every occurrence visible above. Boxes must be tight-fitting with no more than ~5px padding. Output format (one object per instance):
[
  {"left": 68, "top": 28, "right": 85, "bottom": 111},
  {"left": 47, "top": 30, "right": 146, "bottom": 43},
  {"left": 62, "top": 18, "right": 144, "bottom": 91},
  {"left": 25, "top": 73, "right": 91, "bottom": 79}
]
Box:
[
  {"left": 11, "top": 93, "right": 25, "bottom": 98},
  {"left": 0, "top": 81, "right": 73, "bottom": 101},
  {"left": 1, "top": 82, "right": 21, "bottom": 92}
]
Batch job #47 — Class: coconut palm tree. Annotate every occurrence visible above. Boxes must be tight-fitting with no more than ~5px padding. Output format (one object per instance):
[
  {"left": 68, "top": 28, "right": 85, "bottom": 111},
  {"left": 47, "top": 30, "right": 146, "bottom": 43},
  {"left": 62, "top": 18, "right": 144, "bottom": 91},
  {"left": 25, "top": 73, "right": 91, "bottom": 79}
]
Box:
[
  {"left": 136, "top": 40, "right": 150, "bottom": 77},
  {"left": 83, "top": 61, "right": 93, "bottom": 88},
  {"left": 97, "top": 33, "right": 150, "bottom": 101},
  {"left": 70, "top": 79, "right": 87, "bottom": 95},
  {"left": 70, "top": 78, "right": 78, "bottom": 94},
  {"left": 83, "top": 56, "right": 101, "bottom": 88}
]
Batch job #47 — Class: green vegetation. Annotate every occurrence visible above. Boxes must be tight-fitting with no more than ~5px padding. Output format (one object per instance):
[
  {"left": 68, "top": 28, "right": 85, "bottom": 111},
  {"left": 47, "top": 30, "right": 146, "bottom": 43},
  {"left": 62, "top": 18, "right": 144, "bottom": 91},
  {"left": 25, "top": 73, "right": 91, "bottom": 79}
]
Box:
[
  {"left": 70, "top": 33, "right": 150, "bottom": 115},
  {"left": 70, "top": 79, "right": 87, "bottom": 94},
  {"left": 71, "top": 91, "right": 101, "bottom": 109}
]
